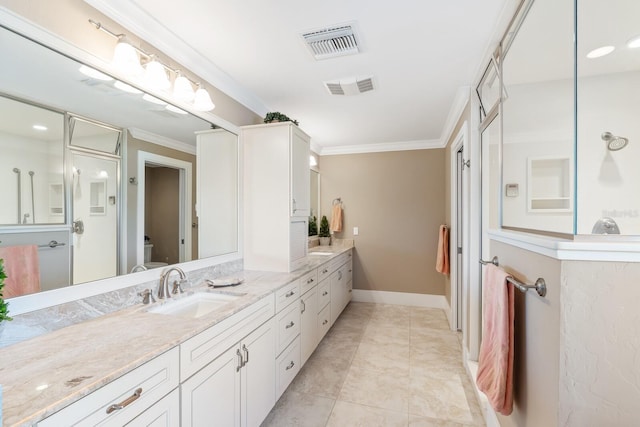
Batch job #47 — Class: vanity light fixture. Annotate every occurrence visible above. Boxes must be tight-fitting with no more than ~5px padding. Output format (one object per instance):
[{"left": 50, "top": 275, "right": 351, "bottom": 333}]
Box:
[
  {"left": 89, "top": 19, "right": 215, "bottom": 112},
  {"left": 78, "top": 65, "right": 113, "bottom": 81},
  {"left": 32, "top": 124, "right": 48, "bottom": 131},
  {"left": 627, "top": 35, "right": 640, "bottom": 49},
  {"left": 586, "top": 45, "right": 615, "bottom": 59},
  {"left": 193, "top": 84, "right": 216, "bottom": 111}
]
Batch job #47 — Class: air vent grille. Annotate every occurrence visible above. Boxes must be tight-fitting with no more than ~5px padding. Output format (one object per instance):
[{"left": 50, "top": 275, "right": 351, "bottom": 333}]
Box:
[
  {"left": 301, "top": 24, "right": 360, "bottom": 60},
  {"left": 323, "top": 76, "right": 375, "bottom": 96}
]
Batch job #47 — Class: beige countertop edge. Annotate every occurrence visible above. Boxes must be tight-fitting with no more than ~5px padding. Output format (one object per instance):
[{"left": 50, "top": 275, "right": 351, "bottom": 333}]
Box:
[{"left": 0, "top": 246, "right": 352, "bottom": 426}]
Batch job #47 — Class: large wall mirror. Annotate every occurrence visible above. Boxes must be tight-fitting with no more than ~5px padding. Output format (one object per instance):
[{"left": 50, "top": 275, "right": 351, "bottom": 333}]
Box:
[
  {"left": 0, "top": 21, "right": 239, "bottom": 304},
  {"left": 500, "top": 0, "right": 639, "bottom": 237}
]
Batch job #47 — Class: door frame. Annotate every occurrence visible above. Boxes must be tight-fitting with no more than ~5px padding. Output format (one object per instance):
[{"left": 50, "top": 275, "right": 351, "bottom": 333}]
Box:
[
  {"left": 136, "top": 151, "right": 192, "bottom": 266},
  {"left": 449, "top": 122, "right": 468, "bottom": 331}
]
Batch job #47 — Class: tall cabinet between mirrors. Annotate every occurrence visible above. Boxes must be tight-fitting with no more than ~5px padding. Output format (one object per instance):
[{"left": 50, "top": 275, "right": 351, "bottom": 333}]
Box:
[{"left": 242, "top": 122, "right": 310, "bottom": 272}]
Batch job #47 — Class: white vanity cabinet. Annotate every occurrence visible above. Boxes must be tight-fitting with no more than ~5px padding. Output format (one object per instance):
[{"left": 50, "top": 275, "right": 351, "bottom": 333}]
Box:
[
  {"left": 300, "top": 285, "right": 318, "bottom": 365},
  {"left": 38, "top": 347, "right": 180, "bottom": 427},
  {"left": 181, "top": 318, "right": 276, "bottom": 427},
  {"left": 330, "top": 256, "right": 353, "bottom": 325},
  {"left": 179, "top": 295, "right": 276, "bottom": 427},
  {"left": 242, "top": 122, "right": 310, "bottom": 272}
]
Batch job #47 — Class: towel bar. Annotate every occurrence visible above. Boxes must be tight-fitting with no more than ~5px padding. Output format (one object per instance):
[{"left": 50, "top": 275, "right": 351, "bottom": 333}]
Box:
[
  {"left": 38, "top": 240, "right": 66, "bottom": 249},
  {"left": 480, "top": 255, "right": 547, "bottom": 297}
]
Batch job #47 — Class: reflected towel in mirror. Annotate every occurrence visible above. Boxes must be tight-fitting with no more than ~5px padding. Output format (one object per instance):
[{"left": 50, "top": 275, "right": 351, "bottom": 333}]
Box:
[{"left": 0, "top": 245, "right": 41, "bottom": 298}]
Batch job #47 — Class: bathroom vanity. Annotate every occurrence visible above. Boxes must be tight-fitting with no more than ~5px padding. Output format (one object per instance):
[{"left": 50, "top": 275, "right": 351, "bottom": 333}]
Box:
[{"left": 0, "top": 247, "right": 353, "bottom": 426}]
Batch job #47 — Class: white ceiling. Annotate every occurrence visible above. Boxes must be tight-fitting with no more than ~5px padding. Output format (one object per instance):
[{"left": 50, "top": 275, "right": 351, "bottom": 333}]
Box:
[{"left": 86, "top": 0, "right": 509, "bottom": 152}]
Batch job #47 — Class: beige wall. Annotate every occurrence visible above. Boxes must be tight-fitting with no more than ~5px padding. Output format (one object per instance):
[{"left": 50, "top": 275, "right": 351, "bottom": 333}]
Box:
[
  {"left": 145, "top": 167, "right": 179, "bottom": 264},
  {"left": 490, "top": 240, "right": 561, "bottom": 427},
  {"left": 0, "top": 0, "right": 261, "bottom": 127},
  {"left": 320, "top": 149, "right": 446, "bottom": 295}
]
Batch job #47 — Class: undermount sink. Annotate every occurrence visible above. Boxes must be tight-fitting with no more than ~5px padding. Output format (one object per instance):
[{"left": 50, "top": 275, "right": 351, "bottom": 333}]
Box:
[
  {"left": 148, "top": 292, "right": 242, "bottom": 318},
  {"left": 309, "top": 251, "right": 333, "bottom": 256}
]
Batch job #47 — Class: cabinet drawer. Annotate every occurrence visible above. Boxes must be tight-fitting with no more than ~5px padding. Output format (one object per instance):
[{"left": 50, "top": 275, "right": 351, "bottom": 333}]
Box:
[
  {"left": 276, "top": 337, "right": 301, "bottom": 399},
  {"left": 180, "top": 294, "right": 275, "bottom": 380},
  {"left": 275, "top": 280, "right": 300, "bottom": 313},
  {"left": 318, "top": 304, "right": 331, "bottom": 342},
  {"left": 276, "top": 300, "right": 301, "bottom": 355},
  {"left": 299, "top": 269, "right": 318, "bottom": 295},
  {"left": 317, "top": 280, "right": 330, "bottom": 310},
  {"left": 317, "top": 262, "right": 332, "bottom": 282},
  {"left": 39, "top": 347, "right": 179, "bottom": 427},
  {"left": 345, "top": 260, "right": 353, "bottom": 283},
  {"left": 125, "top": 387, "right": 180, "bottom": 426}
]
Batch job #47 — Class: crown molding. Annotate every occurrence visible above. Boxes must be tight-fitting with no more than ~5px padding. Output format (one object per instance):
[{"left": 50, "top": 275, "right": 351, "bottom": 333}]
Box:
[
  {"left": 440, "top": 85, "right": 471, "bottom": 145},
  {"left": 84, "top": 0, "right": 270, "bottom": 116},
  {"left": 320, "top": 138, "right": 443, "bottom": 156},
  {"left": 129, "top": 128, "right": 196, "bottom": 155}
]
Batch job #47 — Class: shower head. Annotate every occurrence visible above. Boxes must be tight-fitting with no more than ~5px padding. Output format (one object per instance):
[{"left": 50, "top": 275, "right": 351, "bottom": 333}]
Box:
[{"left": 601, "top": 131, "right": 629, "bottom": 151}]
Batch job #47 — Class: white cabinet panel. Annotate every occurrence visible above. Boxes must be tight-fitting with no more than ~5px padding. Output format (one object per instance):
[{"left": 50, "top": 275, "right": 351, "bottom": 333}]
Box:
[
  {"left": 300, "top": 288, "right": 318, "bottom": 365},
  {"left": 126, "top": 388, "right": 180, "bottom": 427}
]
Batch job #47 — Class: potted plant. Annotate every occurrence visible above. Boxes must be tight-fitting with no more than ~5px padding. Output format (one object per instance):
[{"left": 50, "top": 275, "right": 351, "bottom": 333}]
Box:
[
  {"left": 318, "top": 215, "right": 331, "bottom": 246},
  {"left": 0, "top": 258, "right": 12, "bottom": 328},
  {"left": 263, "top": 112, "right": 299, "bottom": 126},
  {"left": 308, "top": 215, "right": 318, "bottom": 236}
]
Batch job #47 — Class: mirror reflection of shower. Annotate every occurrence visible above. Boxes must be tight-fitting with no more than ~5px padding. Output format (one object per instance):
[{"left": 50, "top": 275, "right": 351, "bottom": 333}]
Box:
[
  {"left": 601, "top": 131, "right": 629, "bottom": 151},
  {"left": 11, "top": 168, "right": 36, "bottom": 224}
]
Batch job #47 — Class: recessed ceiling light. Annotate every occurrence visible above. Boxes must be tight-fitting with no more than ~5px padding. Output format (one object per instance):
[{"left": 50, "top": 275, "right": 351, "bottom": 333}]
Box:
[
  {"left": 78, "top": 65, "right": 113, "bottom": 81},
  {"left": 586, "top": 46, "right": 615, "bottom": 59},
  {"left": 114, "top": 80, "right": 142, "bottom": 94},
  {"left": 33, "top": 124, "right": 48, "bottom": 131},
  {"left": 627, "top": 35, "right": 640, "bottom": 49}
]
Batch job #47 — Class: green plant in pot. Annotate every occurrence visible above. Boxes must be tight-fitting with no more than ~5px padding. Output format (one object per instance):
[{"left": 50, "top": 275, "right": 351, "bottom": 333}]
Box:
[
  {"left": 0, "top": 258, "right": 12, "bottom": 325},
  {"left": 308, "top": 215, "right": 318, "bottom": 236},
  {"left": 263, "top": 112, "right": 299, "bottom": 126},
  {"left": 318, "top": 215, "right": 331, "bottom": 246}
]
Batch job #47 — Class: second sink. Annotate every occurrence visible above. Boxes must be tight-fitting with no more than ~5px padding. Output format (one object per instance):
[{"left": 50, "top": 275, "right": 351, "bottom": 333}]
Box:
[{"left": 148, "top": 292, "right": 241, "bottom": 318}]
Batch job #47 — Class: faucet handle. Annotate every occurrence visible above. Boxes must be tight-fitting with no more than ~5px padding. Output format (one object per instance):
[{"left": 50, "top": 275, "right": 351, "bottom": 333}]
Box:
[
  {"left": 172, "top": 279, "right": 185, "bottom": 295},
  {"left": 138, "top": 288, "right": 156, "bottom": 305}
]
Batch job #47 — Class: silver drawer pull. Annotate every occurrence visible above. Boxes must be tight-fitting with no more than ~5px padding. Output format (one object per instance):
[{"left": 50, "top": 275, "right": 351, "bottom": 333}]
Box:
[
  {"left": 285, "top": 290, "right": 295, "bottom": 298},
  {"left": 307, "top": 278, "right": 314, "bottom": 284},
  {"left": 322, "top": 319, "right": 328, "bottom": 325},
  {"left": 285, "top": 321, "right": 295, "bottom": 329},
  {"left": 106, "top": 388, "right": 143, "bottom": 414},
  {"left": 322, "top": 268, "right": 328, "bottom": 274},
  {"left": 236, "top": 349, "right": 243, "bottom": 371},
  {"left": 242, "top": 344, "right": 249, "bottom": 366},
  {"left": 322, "top": 291, "right": 328, "bottom": 296},
  {"left": 286, "top": 361, "right": 295, "bottom": 370},
  {"left": 338, "top": 271, "right": 343, "bottom": 280}
]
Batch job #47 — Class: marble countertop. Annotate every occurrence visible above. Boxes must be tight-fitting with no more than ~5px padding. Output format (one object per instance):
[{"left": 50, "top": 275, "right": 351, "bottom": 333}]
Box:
[{"left": 0, "top": 246, "right": 351, "bottom": 426}]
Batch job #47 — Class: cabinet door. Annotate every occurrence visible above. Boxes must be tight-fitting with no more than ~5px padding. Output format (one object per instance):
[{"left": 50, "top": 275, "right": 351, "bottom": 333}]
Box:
[
  {"left": 290, "top": 126, "right": 310, "bottom": 217},
  {"left": 300, "top": 288, "right": 318, "bottom": 365},
  {"left": 330, "top": 267, "right": 348, "bottom": 325},
  {"left": 126, "top": 388, "right": 180, "bottom": 427},
  {"left": 181, "top": 345, "right": 241, "bottom": 427},
  {"left": 241, "top": 318, "right": 276, "bottom": 427}
]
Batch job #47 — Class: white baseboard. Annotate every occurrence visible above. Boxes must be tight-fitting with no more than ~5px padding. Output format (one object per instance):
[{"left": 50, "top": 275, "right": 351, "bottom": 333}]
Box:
[
  {"left": 351, "top": 289, "right": 447, "bottom": 310},
  {"left": 463, "top": 347, "right": 500, "bottom": 427}
]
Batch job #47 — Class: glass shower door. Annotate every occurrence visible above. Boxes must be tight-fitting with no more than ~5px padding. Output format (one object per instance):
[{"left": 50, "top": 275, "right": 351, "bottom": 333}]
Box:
[{"left": 71, "top": 152, "right": 118, "bottom": 284}]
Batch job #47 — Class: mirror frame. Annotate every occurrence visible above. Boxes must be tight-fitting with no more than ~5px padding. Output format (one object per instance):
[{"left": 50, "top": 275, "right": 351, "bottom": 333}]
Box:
[{"left": 1, "top": 8, "right": 243, "bottom": 316}]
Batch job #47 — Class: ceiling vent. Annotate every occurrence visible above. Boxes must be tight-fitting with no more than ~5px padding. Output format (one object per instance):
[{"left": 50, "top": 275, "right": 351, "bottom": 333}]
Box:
[
  {"left": 301, "top": 23, "right": 360, "bottom": 60},
  {"left": 324, "top": 76, "right": 374, "bottom": 96}
]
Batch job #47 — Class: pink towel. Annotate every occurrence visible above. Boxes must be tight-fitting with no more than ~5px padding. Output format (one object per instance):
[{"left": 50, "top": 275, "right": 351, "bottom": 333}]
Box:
[
  {"left": 435, "top": 225, "right": 450, "bottom": 275},
  {"left": 0, "top": 245, "right": 41, "bottom": 298},
  {"left": 476, "top": 263, "right": 515, "bottom": 415},
  {"left": 330, "top": 203, "right": 343, "bottom": 233}
]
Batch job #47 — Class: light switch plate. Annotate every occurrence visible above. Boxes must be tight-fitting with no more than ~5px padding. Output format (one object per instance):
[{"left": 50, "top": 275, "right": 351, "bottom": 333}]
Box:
[{"left": 353, "top": 226, "right": 359, "bottom": 235}]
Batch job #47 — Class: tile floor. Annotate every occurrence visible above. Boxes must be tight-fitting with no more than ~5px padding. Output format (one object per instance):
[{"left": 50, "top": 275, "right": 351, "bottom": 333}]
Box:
[{"left": 262, "top": 302, "right": 486, "bottom": 427}]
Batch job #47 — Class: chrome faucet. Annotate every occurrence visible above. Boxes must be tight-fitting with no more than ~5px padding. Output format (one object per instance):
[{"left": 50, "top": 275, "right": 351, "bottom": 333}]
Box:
[{"left": 158, "top": 267, "right": 187, "bottom": 299}]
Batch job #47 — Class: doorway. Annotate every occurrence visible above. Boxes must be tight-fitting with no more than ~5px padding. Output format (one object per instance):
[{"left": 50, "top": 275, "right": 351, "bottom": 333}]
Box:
[{"left": 136, "top": 151, "right": 192, "bottom": 268}]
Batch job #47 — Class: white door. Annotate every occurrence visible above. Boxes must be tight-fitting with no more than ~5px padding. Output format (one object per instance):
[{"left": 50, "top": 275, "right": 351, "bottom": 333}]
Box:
[
  {"left": 71, "top": 152, "right": 118, "bottom": 284},
  {"left": 455, "top": 147, "right": 465, "bottom": 330},
  {"left": 241, "top": 318, "right": 276, "bottom": 427},
  {"left": 300, "top": 288, "right": 319, "bottom": 365}
]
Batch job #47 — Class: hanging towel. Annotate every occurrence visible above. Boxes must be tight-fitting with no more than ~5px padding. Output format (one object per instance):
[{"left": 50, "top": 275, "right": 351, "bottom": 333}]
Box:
[
  {"left": 476, "top": 263, "right": 515, "bottom": 416},
  {"left": 435, "top": 225, "right": 450, "bottom": 275},
  {"left": 330, "top": 203, "right": 343, "bottom": 233},
  {"left": 0, "top": 245, "right": 41, "bottom": 298}
]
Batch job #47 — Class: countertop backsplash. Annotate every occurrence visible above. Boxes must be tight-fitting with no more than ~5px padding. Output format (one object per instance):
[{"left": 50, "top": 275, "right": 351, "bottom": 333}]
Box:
[{"left": 0, "top": 259, "right": 243, "bottom": 348}]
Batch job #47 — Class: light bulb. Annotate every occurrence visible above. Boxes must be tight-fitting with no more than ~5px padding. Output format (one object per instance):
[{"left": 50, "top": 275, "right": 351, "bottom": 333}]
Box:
[
  {"left": 144, "top": 59, "right": 170, "bottom": 90},
  {"left": 112, "top": 36, "right": 144, "bottom": 77},
  {"left": 586, "top": 46, "right": 615, "bottom": 59},
  {"left": 193, "top": 86, "right": 215, "bottom": 111},
  {"left": 173, "top": 75, "right": 195, "bottom": 102}
]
